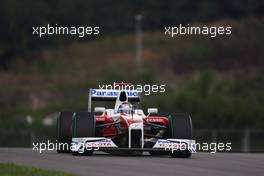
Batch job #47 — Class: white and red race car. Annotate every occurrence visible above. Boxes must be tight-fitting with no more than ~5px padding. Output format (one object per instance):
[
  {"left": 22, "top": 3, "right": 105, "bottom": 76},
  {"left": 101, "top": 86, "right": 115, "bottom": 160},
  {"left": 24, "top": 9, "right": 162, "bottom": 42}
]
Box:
[{"left": 57, "top": 88, "right": 196, "bottom": 158}]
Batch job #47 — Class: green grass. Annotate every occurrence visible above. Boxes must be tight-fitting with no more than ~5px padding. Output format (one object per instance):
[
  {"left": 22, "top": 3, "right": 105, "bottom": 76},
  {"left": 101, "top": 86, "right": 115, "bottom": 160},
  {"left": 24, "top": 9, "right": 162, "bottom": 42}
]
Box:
[{"left": 0, "top": 163, "right": 77, "bottom": 176}]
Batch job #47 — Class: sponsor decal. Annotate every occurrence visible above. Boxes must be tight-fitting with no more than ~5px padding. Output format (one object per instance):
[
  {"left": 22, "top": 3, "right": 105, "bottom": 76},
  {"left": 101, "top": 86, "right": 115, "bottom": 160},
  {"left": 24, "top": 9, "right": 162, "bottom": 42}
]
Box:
[
  {"left": 91, "top": 89, "right": 139, "bottom": 98},
  {"left": 96, "top": 117, "right": 105, "bottom": 121},
  {"left": 154, "top": 140, "right": 185, "bottom": 148},
  {"left": 73, "top": 138, "right": 117, "bottom": 148},
  {"left": 85, "top": 139, "right": 115, "bottom": 147},
  {"left": 71, "top": 138, "right": 117, "bottom": 153},
  {"left": 145, "top": 118, "right": 164, "bottom": 123},
  {"left": 153, "top": 139, "right": 196, "bottom": 152}
]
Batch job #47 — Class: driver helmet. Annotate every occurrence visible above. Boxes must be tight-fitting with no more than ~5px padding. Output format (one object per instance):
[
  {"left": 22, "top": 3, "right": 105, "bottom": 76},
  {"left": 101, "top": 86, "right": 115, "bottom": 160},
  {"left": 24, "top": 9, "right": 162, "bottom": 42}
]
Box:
[{"left": 117, "top": 103, "right": 131, "bottom": 114}]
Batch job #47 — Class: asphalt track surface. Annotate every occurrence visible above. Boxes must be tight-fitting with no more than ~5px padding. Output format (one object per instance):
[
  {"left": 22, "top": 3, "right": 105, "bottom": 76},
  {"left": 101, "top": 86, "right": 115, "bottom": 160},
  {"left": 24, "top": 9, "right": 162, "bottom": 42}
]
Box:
[{"left": 0, "top": 148, "right": 263, "bottom": 176}]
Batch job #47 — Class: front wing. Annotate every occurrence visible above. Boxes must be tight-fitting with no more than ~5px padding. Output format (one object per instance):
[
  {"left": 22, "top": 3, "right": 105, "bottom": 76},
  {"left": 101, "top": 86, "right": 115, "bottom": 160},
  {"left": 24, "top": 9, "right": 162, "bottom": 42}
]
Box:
[{"left": 71, "top": 137, "right": 196, "bottom": 153}]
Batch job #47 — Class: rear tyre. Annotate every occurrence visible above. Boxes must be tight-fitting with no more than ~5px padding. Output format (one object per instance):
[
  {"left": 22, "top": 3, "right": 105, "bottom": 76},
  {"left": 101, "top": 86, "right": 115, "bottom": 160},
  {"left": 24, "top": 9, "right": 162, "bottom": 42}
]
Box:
[
  {"left": 168, "top": 113, "right": 192, "bottom": 158},
  {"left": 56, "top": 112, "right": 73, "bottom": 153},
  {"left": 72, "top": 112, "right": 95, "bottom": 156}
]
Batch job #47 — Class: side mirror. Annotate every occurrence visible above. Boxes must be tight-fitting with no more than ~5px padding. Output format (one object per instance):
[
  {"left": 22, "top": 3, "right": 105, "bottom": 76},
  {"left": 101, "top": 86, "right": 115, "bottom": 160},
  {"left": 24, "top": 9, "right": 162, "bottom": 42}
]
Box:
[
  {"left": 147, "top": 108, "right": 158, "bottom": 114},
  {"left": 94, "top": 107, "right": 106, "bottom": 113}
]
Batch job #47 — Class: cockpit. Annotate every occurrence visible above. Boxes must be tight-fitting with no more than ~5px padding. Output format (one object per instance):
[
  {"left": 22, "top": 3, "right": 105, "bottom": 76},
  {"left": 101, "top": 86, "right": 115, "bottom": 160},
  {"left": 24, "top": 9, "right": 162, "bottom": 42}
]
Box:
[{"left": 117, "top": 103, "right": 134, "bottom": 114}]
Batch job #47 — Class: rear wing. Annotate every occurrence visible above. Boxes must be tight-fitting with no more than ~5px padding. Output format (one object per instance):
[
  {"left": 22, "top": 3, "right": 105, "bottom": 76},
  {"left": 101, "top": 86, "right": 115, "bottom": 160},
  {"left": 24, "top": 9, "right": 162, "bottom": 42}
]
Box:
[{"left": 88, "top": 89, "right": 140, "bottom": 112}]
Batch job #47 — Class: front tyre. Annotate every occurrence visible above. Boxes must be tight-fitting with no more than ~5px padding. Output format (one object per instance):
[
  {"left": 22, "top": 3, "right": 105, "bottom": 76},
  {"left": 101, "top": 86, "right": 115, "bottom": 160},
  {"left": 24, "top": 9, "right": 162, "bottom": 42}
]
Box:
[
  {"left": 72, "top": 150, "right": 94, "bottom": 156},
  {"left": 56, "top": 112, "right": 74, "bottom": 153},
  {"left": 72, "top": 112, "right": 95, "bottom": 156},
  {"left": 170, "top": 149, "right": 192, "bottom": 158},
  {"left": 168, "top": 113, "right": 192, "bottom": 158}
]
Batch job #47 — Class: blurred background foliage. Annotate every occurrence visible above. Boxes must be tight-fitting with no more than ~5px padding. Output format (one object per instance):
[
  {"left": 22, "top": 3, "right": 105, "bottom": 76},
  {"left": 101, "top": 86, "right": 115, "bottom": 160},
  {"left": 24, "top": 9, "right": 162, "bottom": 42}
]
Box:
[{"left": 0, "top": 0, "right": 264, "bottom": 130}]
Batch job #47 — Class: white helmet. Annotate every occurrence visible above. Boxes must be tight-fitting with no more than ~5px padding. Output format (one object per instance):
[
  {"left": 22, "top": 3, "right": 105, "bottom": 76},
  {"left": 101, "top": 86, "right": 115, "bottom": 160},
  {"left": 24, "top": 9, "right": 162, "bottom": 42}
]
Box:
[{"left": 117, "top": 103, "right": 132, "bottom": 114}]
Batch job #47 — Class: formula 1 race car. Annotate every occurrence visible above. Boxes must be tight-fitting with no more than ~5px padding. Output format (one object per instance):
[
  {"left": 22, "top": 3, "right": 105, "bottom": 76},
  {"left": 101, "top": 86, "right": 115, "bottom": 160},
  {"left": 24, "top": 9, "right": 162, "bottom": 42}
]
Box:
[{"left": 56, "top": 88, "right": 195, "bottom": 158}]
